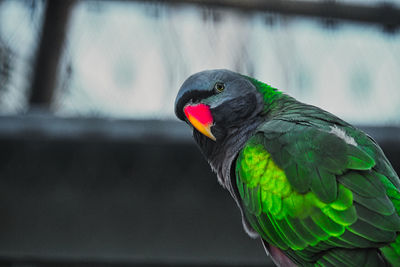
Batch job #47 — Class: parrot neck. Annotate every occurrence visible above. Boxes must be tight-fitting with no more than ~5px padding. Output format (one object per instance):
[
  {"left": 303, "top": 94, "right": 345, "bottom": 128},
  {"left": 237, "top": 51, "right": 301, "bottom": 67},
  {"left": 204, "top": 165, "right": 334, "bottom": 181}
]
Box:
[
  {"left": 247, "top": 77, "right": 283, "bottom": 108},
  {"left": 247, "top": 77, "right": 299, "bottom": 117},
  {"left": 199, "top": 115, "right": 264, "bottom": 188}
]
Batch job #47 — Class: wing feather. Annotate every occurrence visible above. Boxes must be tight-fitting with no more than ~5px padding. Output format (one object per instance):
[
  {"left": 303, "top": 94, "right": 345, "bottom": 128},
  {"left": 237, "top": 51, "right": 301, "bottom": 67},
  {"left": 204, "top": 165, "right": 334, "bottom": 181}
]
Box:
[
  {"left": 235, "top": 119, "right": 400, "bottom": 265},
  {"left": 355, "top": 203, "right": 400, "bottom": 231},
  {"left": 347, "top": 219, "right": 396, "bottom": 242}
]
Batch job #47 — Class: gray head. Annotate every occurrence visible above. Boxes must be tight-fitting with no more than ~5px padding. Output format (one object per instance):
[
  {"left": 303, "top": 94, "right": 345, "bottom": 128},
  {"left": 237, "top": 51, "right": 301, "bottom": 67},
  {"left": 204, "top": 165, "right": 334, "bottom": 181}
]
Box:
[{"left": 175, "top": 69, "right": 265, "bottom": 147}]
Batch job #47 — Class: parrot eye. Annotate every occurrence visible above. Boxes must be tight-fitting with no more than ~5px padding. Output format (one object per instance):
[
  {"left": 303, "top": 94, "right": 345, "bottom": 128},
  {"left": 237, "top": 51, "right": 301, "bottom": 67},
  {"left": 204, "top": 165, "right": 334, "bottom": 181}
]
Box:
[{"left": 214, "top": 82, "right": 225, "bottom": 93}]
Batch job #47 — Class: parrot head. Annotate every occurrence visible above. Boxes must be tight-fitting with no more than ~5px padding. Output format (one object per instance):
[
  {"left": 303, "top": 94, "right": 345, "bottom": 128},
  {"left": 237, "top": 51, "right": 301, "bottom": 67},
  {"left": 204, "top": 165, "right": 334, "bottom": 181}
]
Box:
[{"left": 175, "top": 69, "right": 265, "bottom": 153}]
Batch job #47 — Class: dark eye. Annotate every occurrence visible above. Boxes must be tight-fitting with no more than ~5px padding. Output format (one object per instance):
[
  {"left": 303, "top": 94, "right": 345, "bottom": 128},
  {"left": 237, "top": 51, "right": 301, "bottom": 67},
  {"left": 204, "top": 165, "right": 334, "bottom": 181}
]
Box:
[{"left": 214, "top": 82, "right": 225, "bottom": 93}]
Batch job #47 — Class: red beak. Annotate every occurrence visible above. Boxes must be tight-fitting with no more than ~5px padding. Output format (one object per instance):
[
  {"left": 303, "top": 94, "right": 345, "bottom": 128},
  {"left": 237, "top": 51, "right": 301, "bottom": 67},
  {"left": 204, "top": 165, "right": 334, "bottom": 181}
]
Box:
[{"left": 183, "top": 103, "right": 216, "bottom": 141}]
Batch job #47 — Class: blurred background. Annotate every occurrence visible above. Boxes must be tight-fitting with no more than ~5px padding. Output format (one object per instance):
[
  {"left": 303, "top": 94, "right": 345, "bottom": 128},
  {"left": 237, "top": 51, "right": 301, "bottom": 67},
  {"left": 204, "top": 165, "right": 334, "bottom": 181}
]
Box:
[{"left": 0, "top": 0, "right": 399, "bottom": 266}]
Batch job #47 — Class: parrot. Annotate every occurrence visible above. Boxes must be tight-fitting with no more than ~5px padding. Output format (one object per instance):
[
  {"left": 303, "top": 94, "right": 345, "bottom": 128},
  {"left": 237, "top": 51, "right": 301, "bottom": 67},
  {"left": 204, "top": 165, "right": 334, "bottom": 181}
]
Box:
[{"left": 174, "top": 69, "right": 400, "bottom": 266}]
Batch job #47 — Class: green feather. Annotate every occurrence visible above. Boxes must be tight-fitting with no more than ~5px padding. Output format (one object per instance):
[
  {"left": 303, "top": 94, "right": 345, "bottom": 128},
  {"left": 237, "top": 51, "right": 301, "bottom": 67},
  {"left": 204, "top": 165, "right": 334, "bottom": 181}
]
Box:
[
  {"left": 249, "top": 186, "right": 262, "bottom": 216},
  {"left": 295, "top": 248, "right": 320, "bottom": 262},
  {"left": 257, "top": 213, "right": 289, "bottom": 249},
  {"left": 314, "top": 241, "right": 332, "bottom": 250},
  {"left": 346, "top": 145, "right": 375, "bottom": 170},
  {"left": 269, "top": 193, "right": 283, "bottom": 216},
  {"left": 338, "top": 171, "right": 385, "bottom": 198},
  {"left": 324, "top": 237, "right": 352, "bottom": 248},
  {"left": 347, "top": 219, "right": 396, "bottom": 242},
  {"left": 319, "top": 252, "right": 347, "bottom": 267},
  {"left": 364, "top": 251, "right": 383, "bottom": 267},
  {"left": 240, "top": 180, "right": 250, "bottom": 207},
  {"left": 317, "top": 248, "right": 384, "bottom": 267},
  {"left": 274, "top": 218, "right": 308, "bottom": 250},
  {"left": 363, "top": 170, "right": 387, "bottom": 194},
  {"left": 284, "top": 163, "right": 309, "bottom": 193},
  {"left": 271, "top": 147, "right": 292, "bottom": 169},
  {"left": 380, "top": 244, "right": 400, "bottom": 266},
  {"left": 316, "top": 258, "right": 335, "bottom": 267},
  {"left": 330, "top": 184, "right": 353, "bottom": 211},
  {"left": 310, "top": 209, "right": 344, "bottom": 237},
  {"left": 285, "top": 217, "right": 319, "bottom": 246},
  {"left": 301, "top": 216, "right": 330, "bottom": 240},
  {"left": 321, "top": 205, "right": 357, "bottom": 226},
  {"left": 336, "top": 230, "right": 377, "bottom": 248},
  {"left": 268, "top": 213, "right": 299, "bottom": 249},
  {"left": 355, "top": 203, "right": 400, "bottom": 231},
  {"left": 353, "top": 192, "right": 395, "bottom": 216},
  {"left": 310, "top": 168, "right": 337, "bottom": 203},
  {"left": 263, "top": 137, "right": 282, "bottom": 153}
]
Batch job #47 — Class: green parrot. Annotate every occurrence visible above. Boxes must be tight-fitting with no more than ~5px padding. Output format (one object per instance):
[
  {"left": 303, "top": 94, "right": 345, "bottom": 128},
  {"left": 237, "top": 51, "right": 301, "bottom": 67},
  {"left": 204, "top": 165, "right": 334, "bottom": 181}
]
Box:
[{"left": 174, "top": 69, "right": 400, "bottom": 266}]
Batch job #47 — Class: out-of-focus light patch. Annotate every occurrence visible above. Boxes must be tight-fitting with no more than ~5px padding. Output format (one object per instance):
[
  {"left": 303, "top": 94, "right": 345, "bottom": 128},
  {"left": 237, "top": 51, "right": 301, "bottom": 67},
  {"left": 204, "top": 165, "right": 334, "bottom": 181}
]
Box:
[
  {"left": 0, "top": 1, "right": 35, "bottom": 51},
  {"left": 58, "top": 2, "right": 167, "bottom": 118},
  {"left": 170, "top": 9, "right": 250, "bottom": 72}
]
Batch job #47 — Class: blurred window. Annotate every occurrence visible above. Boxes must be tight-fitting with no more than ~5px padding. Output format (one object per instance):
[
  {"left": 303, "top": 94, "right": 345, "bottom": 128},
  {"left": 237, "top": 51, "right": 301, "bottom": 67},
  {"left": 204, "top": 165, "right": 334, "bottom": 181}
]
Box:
[{"left": 0, "top": 0, "right": 399, "bottom": 125}]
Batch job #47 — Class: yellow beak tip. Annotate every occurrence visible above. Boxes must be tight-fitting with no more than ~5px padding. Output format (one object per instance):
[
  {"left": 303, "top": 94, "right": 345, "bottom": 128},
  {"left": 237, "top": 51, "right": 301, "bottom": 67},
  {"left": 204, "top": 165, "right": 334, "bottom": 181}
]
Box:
[{"left": 187, "top": 114, "right": 216, "bottom": 141}]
